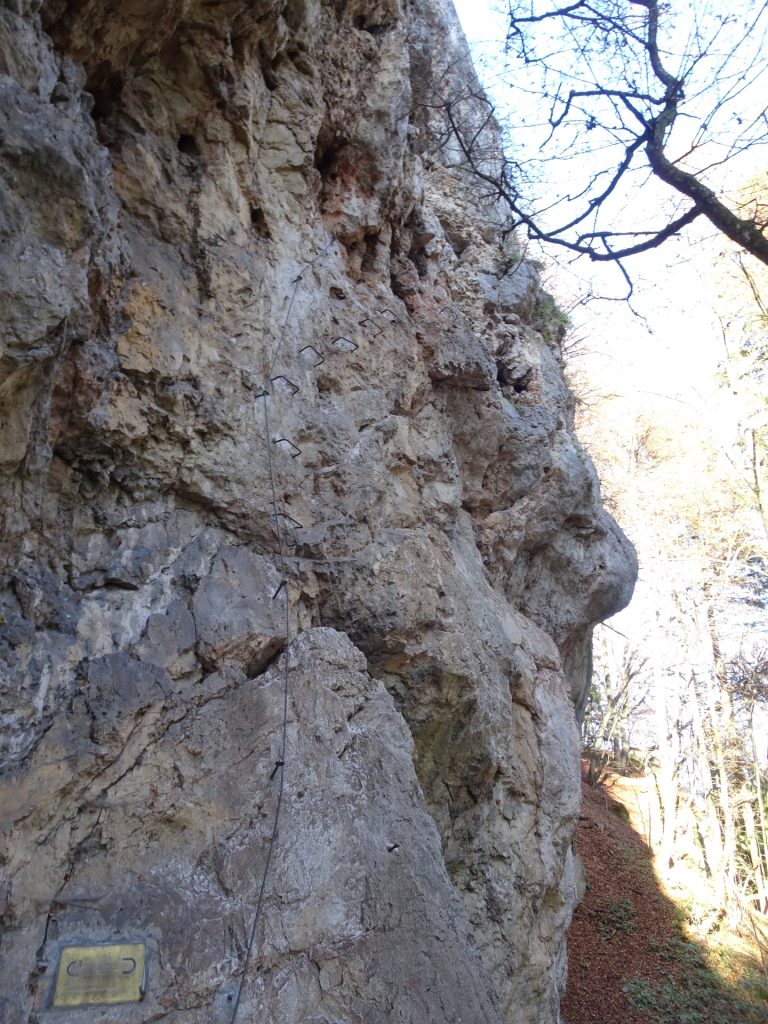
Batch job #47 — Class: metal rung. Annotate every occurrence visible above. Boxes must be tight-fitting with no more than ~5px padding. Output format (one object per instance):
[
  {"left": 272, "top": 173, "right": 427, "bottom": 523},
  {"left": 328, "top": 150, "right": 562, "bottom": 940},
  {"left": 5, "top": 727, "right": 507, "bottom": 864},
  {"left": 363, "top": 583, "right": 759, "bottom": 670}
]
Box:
[
  {"left": 299, "top": 345, "right": 324, "bottom": 366},
  {"left": 440, "top": 306, "right": 459, "bottom": 322},
  {"left": 273, "top": 437, "right": 301, "bottom": 458},
  {"left": 270, "top": 375, "right": 300, "bottom": 395},
  {"left": 271, "top": 511, "right": 304, "bottom": 530},
  {"left": 376, "top": 307, "right": 398, "bottom": 324},
  {"left": 331, "top": 336, "right": 358, "bottom": 352},
  {"left": 358, "top": 317, "right": 383, "bottom": 338}
]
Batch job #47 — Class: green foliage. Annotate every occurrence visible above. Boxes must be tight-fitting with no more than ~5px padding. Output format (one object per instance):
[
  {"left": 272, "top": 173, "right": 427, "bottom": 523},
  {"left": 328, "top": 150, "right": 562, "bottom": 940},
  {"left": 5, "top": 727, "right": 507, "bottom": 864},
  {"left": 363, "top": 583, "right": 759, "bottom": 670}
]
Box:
[
  {"left": 749, "top": 980, "right": 768, "bottom": 1004},
  {"left": 655, "top": 937, "right": 707, "bottom": 968},
  {"left": 623, "top": 952, "right": 768, "bottom": 1023},
  {"left": 591, "top": 897, "right": 637, "bottom": 939},
  {"left": 622, "top": 978, "right": 657, "bottom": 1013},
  {"left": 611, "top": 801, "right": 630, "bottom": 822},
  {"left": 532, "top": 290, "right": 570, "bottom": 343}
]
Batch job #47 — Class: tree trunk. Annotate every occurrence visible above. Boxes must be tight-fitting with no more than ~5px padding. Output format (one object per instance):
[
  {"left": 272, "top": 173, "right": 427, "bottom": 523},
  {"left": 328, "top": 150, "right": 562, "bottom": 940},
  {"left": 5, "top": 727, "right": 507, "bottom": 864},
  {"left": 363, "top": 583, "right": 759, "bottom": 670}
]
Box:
[
  {"left": 698, "top": 592, "right": 738, "bottom": 908},
  {"left": 651, "top": 610, "right": 677, "bottom": 871},
  {"left": 741, "top": 796, "right": 768, "bottom": 912},
  {"left": 688, "top": 673, "right": 725, "bottom": 883},
  {"left": 751, "top": 712, "right": 768, "bottom": 913}
]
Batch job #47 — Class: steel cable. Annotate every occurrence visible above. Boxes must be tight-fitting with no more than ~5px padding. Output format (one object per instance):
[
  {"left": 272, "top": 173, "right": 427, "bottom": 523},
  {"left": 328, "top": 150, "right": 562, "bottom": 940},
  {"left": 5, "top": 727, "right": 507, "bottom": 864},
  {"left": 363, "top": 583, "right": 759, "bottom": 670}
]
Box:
[{"left": 229, "top": 238, "right": 335, "bottom": 1022}]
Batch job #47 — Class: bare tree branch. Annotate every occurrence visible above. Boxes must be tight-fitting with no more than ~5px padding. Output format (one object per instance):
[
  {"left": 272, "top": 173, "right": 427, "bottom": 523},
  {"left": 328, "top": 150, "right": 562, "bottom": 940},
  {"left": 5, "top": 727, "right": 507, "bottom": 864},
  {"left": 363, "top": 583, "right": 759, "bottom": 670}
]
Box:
[{"left": 435, "top": 0, "right": 768, "bottom": 271}]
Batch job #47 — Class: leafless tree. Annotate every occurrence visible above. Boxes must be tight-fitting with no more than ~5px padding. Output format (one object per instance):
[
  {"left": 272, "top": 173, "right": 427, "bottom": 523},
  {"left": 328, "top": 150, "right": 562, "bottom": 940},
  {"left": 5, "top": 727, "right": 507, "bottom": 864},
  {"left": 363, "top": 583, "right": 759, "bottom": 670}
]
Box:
[{"left": 436, "top": 1, "right": 768, "bottom": 288}]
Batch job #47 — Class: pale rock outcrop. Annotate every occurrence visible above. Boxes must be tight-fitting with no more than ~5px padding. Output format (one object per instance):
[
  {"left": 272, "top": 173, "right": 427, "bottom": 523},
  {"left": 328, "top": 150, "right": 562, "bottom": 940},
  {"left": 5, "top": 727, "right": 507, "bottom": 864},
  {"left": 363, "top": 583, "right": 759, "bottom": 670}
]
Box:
[{"left": 0, "top": 1, "right": 636, "bottom": 1022}]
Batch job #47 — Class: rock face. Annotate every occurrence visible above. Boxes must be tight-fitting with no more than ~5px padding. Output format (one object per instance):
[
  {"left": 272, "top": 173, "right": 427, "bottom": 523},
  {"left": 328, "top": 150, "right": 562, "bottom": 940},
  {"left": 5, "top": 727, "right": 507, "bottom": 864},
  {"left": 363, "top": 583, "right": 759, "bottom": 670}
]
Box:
[{"left": 0, "top": 2, "right": 637, "bottom": 1022}]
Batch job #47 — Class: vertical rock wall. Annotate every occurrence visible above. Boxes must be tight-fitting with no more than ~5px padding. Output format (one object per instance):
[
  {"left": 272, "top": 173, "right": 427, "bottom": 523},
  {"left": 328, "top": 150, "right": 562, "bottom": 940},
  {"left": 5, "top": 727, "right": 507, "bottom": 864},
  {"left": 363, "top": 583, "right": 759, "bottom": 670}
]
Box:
[{"left": 0, "top": 1, "right": 637, "bottom": 1022}]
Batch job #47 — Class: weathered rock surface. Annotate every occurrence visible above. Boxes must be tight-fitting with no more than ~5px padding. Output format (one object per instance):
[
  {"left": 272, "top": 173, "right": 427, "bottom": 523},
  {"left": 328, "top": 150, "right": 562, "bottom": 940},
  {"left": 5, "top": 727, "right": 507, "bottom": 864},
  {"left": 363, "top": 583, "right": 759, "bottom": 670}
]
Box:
[{"left": 0, "top": 1, "right": 637, "bottom": 1022}]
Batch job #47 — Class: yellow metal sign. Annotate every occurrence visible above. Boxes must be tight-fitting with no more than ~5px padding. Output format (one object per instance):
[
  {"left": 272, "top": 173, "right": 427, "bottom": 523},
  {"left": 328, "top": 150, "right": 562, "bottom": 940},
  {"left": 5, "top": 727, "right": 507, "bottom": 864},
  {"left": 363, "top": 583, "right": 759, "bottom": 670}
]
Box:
[{"left": 52, "top": 943, "right": 146, "bottom": 1007}]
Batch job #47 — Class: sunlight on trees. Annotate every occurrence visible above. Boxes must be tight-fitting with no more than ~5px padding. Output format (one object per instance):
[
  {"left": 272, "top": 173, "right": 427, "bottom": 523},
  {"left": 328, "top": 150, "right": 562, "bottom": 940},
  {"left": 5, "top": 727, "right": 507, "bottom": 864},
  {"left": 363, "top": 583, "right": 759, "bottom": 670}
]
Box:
[
  {"left": 577, "top": 238, "right": 768, "bottom": 931},
  {"left": 453, "top": 0, "right": 768, "bottom": 954},
  {"left": 709, "top": 214, "right": 768, "bottom": 543}
]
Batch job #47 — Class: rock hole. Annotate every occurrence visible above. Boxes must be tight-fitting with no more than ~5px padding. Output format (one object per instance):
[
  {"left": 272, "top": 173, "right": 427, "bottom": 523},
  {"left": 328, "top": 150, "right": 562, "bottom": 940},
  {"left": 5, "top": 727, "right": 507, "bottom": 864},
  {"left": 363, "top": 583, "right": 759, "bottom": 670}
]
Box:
[
  {"left": 314, "top": 132, "right": 349, "bottom": 179},
  {"left": 353, "top": 14, "right": 392, "bottom": 35},
  {"left": 512, "top": 370, "right": 532, "bottom": 393},
  {"left": 361, "top": 232, "right": 379, "bottom": 276},
  {"left": 250, "top": 207, "right": 271, "bottom": 238},
  {"left": 89, "top": 68, "right": 124, "bottom": 122},
  {"left": 408, "top": 234, "right": 431, "bottom": 278},
  {"left": 439, "top": 220, "right": 469, "bottom": 256},
  {"left": 177, "top": 134, "right": 199, "bottom": 157},
  {"left": 263, "top": 66, "right": 279, "bottom": 91},
  {"left": 259, "top": 42, "right": 280, "bottom": 91}
]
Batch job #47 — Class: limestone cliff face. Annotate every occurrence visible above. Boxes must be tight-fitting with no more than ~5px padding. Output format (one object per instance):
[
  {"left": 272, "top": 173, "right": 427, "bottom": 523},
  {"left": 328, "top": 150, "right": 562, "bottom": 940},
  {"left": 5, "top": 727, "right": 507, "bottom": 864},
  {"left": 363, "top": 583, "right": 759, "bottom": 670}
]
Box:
[{"left": 0, "top": 2, "right": 637, "bottom": 1022}]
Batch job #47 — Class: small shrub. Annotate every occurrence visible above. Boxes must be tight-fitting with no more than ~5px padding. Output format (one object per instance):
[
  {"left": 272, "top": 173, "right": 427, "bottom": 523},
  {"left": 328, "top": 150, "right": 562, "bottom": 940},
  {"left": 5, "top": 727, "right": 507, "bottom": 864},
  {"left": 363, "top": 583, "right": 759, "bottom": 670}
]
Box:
[
  {"left": 657, "top": 937, "right": 706, "bottom": 968},
  {"left": 623, "top": 961, "right": 768, "bottom": 1024},
  {"left": 623, "top": 978, "right": 657, "bottom": 1012},
  {"left": 591, "top": 897, "right": 637, "bottom": 939},
  {"left": 611, "top": 801, "right": 630, "bottom": 822}
]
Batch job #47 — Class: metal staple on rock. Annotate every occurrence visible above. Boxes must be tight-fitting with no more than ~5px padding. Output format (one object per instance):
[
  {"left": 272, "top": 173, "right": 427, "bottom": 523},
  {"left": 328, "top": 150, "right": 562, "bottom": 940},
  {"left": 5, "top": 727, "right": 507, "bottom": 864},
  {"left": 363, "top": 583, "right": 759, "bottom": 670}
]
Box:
[
  {"left": 229, "top": 237, "right": 335, "bottom": 1024},
  {"left": 264, "top": 236, "right": 337, "bottom": 380},
  {"left": 227, "top": 232, "right": 395, "bottom": 1021}
]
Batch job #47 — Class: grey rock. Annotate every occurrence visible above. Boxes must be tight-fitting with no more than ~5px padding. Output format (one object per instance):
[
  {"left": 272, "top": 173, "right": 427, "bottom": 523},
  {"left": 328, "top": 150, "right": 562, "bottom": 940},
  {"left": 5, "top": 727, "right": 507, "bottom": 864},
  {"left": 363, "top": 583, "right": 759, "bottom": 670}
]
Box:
[
  {"left": 0, "top": 1, "right": 636, "bottom": 1022},
  {"left": 85, "top": 652, "right": 171, "bottom": 744},
  {"left": 191, "top": 545, "right": 286, "bottom": 674}
]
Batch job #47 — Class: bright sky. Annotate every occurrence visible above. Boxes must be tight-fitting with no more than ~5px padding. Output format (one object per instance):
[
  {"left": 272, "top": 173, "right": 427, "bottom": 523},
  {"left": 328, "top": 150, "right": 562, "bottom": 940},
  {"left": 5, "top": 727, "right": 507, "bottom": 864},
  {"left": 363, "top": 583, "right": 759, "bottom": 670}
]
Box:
[
  {"left": 452, "top": 1, "right": 768, "bottom": 702},
  {"left": 451, "top": 0, "right": 737, "bottom": 407}
]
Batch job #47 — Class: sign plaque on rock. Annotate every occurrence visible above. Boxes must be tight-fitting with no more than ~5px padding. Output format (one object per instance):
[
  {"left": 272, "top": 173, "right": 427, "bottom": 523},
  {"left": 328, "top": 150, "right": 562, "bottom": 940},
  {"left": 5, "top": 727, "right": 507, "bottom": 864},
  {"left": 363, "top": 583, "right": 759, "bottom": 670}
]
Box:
[{"left": 51, "top": 943, "right": 147, "bottom": 1008}]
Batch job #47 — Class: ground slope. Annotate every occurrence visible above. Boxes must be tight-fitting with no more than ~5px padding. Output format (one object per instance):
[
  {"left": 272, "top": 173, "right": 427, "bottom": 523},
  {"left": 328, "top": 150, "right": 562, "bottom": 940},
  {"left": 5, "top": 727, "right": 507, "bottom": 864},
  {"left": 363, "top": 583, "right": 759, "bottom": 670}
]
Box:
[{"left": 563, "top": 761, "right": 768, "bottom": 1024}]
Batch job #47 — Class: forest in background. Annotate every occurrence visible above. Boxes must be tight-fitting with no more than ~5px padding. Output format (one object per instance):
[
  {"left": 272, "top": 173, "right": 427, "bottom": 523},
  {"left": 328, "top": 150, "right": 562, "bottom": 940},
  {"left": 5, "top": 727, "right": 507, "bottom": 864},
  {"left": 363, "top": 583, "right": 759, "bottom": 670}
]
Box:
[
  {"left": 450, "top": 0, "right": 768, "bottom": 997},
  {"left": 574, "top": 221, "right": 768, "bottom": 942}
]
